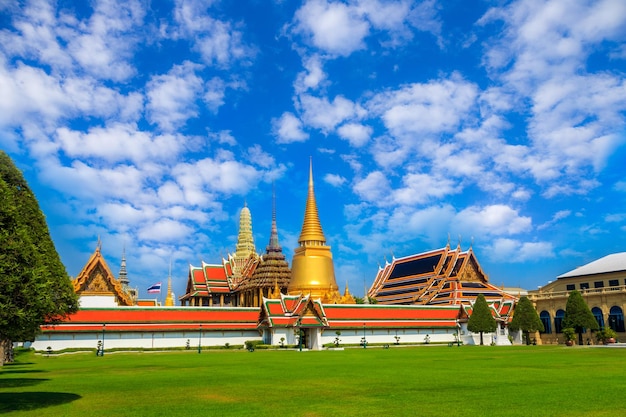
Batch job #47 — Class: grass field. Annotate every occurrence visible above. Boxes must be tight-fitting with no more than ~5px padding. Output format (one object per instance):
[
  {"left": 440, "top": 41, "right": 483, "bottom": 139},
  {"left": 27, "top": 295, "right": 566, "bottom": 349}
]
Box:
[{"left": 1, "top": 345, "right": 625, "bottom": 416}]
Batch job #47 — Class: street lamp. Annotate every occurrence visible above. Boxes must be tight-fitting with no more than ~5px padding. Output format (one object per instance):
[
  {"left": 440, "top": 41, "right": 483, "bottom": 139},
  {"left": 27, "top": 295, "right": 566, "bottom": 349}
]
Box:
[
  {"left": 101, "top": 323, "right": 106, "bottom": 356},
  {"left": 362, "top": 323, "right": 367, "bottom": 349},
  {"left": 198, "top": 324, "right": 202, "bottom": 354}
]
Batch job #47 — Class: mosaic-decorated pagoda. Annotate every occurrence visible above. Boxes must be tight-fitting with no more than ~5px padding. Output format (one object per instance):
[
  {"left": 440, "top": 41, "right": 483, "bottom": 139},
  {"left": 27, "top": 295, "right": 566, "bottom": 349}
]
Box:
[{"left": 237, "top": 191, "right": 292, "bottom": 307}]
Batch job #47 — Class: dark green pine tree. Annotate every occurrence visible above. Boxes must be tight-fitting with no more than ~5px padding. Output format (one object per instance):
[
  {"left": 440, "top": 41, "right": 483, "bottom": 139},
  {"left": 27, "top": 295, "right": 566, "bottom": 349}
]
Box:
[
  {"left": 563, "top": 290, "right": 598, "bottom": 346},
  {"left": 509, "top": 296, "right": 544, "bottom": 345},
  {"left": 0, "top": 152, "right": 78, "bottom": 365},
  {"left": 467, "top": 294, "right": 497, "bottom": 345}
]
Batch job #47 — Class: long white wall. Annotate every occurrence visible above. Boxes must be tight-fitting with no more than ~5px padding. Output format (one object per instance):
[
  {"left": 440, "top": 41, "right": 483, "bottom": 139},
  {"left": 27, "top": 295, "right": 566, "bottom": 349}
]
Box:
[{"left": 32, "top": 330, "right": 262, "bottom": 351}]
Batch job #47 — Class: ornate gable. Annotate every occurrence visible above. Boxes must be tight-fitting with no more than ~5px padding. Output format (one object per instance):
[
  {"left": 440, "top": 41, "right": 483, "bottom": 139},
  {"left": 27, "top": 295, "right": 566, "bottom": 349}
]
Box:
[
  {"left": 259, "top": 294, "right": 328, "bottom": 328},
  {"left": 73, "top": 246, "right": 134, "bottom": 306}
]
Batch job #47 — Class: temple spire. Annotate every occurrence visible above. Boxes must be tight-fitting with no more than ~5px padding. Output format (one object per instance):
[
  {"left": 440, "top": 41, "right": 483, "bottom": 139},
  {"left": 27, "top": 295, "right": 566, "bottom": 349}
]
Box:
[
  {"left": 298, "top": 158, "right": 326, "bottom": 244},
  {"left": 268, "top": 184, "right": 280, "bottom": 250},
  {"left": 118, "top": 246, "right": 129, "bottom": 288},
  {"left": 234, "top": 201, "right": 256, "bottom": 271},
  {"left": 165, "top": 258, "right": 175, "bottom": 306},
  {"left": 289, "top": 159, "right": 339, "bottom": 301}
]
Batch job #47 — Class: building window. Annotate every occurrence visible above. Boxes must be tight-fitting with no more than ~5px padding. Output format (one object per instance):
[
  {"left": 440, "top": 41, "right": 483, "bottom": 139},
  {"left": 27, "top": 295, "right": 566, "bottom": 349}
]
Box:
[
  {"left": 608, "top": 306, "right": 625, "bottom": 333},
  {"left": 609, "top": 279, "right": 619, "bottom": 287},
  {"left": 555, "top": 309, "right": 565, "bottom": 333},
  {"left": 594, "top": 281, "right": 604, "bottom": 288},
  {"left": 592, "top": 307, "right": 604, "bottom": 329},
  {"left": 540, "top": 311, "right": 551, "bottom": 334},
  {"left": 579, "top": 283, "right": 589, "bottom": 290},
  {"left": 566, "top": 284, "right": 575, "bottom": 291}
]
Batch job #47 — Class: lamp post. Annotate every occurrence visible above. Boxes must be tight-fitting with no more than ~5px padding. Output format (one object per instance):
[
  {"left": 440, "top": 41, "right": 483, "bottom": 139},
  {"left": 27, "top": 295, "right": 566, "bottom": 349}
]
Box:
[
  {"left": 101, "top": 323, "right": 106, "bottom": 356},
  {"left": 198, "top": 324, "right": 202, "bottom": 354},
  {"left": 363, "top": 323, "right": 367, "bottom": 349}
]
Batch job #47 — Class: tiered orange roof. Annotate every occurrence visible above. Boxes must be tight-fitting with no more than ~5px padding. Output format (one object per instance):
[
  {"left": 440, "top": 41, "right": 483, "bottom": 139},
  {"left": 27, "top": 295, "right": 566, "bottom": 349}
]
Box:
[
  {"left": 260, "top": 294, "right": 328, "bottom": 328},
  {"left": 180, "top": 257, "right": 238, "bottom": 301},
  {"left": 369, "top": 244, "right": 517, "bottom": 312}
]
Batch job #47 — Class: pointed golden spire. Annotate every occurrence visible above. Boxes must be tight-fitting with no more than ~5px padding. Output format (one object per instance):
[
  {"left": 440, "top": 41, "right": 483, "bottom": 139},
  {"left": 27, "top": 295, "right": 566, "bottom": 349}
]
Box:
[
  {"left": 298, "top": 158, "right": 326, "bottom": 244},
  {"left": 165, "top": 258, "right": 175, "bottom": 306}
]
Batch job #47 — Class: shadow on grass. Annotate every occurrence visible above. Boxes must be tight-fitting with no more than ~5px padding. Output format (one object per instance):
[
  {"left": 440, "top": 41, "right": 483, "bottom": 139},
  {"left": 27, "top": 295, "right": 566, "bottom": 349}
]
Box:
[
  {"left": 0, "top": 368, "right": 46, "bottom": 375},
  {"left": 0, "top": 377, "right": 49, "bottom": 389},
  {"left": 0, "top": 392, "right": 81, "bottom": 412}
]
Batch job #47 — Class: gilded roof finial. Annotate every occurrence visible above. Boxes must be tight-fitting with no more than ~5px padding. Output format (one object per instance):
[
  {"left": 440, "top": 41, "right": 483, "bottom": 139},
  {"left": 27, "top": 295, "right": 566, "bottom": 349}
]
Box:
[
  {"left": 96, "top": 235, "right": 102, "bottom": 252},
  {"left": 298, "top": 158, "right": 326, "bottom": 244},
  {"left": 447, "top": 233, "right": 451, "bottom": 249},
  {"left": 457, "top": 234, "right": 462, "bottom": 250}
]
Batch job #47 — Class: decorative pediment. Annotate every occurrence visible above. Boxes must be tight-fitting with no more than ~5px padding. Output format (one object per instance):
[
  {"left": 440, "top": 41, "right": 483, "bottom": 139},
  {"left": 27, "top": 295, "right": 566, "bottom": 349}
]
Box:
[
  {"left": 73, "top": 246, "right": 133, "bottom": 306},
  {"left": 259, "top": 293, "right": 328, "bottom": 328}
]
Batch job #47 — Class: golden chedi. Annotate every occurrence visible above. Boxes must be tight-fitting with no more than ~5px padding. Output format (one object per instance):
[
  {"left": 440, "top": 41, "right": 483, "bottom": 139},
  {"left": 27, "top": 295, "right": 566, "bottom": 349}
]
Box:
[{"left": 288, "top": 160, "right": 340, "bottom": 301}]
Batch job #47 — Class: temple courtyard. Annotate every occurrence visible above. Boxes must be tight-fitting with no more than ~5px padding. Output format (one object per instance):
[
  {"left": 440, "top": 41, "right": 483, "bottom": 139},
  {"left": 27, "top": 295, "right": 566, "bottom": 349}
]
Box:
[{"left": 1, "top": 345, "right": 625, "bottom": 416}]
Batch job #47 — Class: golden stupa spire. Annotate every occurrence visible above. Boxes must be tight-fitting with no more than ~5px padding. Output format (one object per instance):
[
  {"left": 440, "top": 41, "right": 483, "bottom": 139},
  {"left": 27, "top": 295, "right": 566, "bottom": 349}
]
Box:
[
  {"left": 165, "top": 258, "right": 175, "bottom": 306},
  {"left": 288, "top": 159, "right": 339, "bottom": 300},
  {"left": 298, "top": 157, "right": 326, "bottom": 245}
]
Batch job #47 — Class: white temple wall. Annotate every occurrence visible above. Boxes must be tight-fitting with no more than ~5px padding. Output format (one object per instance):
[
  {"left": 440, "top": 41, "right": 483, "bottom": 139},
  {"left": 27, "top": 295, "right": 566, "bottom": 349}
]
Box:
[
  {"left": 78, "top": 295, "right": 119, "bottom": 308},
  {"left": 32, "top": 330, "right": 262, "bottom": 351},
  {"left": 320, "top": 328, "right": 459, "bottom": 346}
]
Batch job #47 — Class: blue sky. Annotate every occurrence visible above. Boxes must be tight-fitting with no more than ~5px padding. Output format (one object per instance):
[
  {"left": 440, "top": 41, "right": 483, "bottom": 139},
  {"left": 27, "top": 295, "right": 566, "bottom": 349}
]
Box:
[{"left": 2, "top": 0, "right": 626, "bottom": 300}]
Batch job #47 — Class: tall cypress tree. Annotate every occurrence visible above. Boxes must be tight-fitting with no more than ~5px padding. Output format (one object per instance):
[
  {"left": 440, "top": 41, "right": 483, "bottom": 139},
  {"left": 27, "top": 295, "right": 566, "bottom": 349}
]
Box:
[
  {"left": 509, "top": 296, "right": 544, "bottom": 345},
  {"left": 0, "top": 152, "right": 78, "bottom": 365},
  {"left": 563, "top": 290, "right": 598, "bottom": 346},
  {"left": 467, "top": 294, "right": 497, "bottom": 345}
]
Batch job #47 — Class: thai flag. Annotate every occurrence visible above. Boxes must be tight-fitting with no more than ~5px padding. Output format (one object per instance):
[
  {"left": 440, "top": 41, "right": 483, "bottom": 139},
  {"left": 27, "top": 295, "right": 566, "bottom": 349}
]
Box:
[{"left": 147, "top": 282, "right": 161, "bottom": 294}]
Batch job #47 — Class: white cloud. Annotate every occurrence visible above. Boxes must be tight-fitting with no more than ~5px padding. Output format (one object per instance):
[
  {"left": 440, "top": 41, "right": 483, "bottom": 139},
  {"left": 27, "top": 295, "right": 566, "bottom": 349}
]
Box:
[
  {"left": 299, "top": 94, "right": 362, "bottom": 133},
  {"left": 392, "top": 172, "right": 459, "bottom": 205},
  {"left": 203, "top": 77, "right": 227, "bottom": 112},
  {"left": 337, "top": 123, "right": 372, "bottom": 147},
  {"left": 39, "top": 158, "right": 150, "bottom": 202},
  {"left": 146, "top": 61, "right": 204, "bottom": 131},
  {"left": 353, "top": 171, "right": 390, "bottom": 203},
  {"left": 387, "top": 204, "right": 456, "bottom": 242},
  {"left": 172, "top": 157, "right": 263, "bottom": 202},
  {"left": 455, "top": 204, "right": 532, "bottom": 236},
  {"left": 367, "top": 74, "right": 478, "bottom": 139},
  {"left": 273, "top": 112, "right": 309, "bottom": 144},
  {"left": 137, "top": 218, "right": 194, "bottom": 242},
  {"left": 358, "top": 0, "right": 411, "bottom": 31},
  {"left": 245, "top": 144, "right": 275, "bottom": 169},
  {"left": 324, "top": 173, "right": 347, "bottom": 187},
  {"left": 479, "top": 0, "right": 626, "bottom": 194},
  {"left": 484, "top": 238, "right": 555, "bottom": 262},
  {"left": 615, "top": 181, "right": 626, "bottom": 192},
  {"left": 172, "top": 0, "right": 254, "bottom": 66},
  {"left": 66, "top": 0, "right": 144, "bottom": 81},
  {"left": 537, "top": 210, "right": 572, "bottom": 230},
  {"left": 294, "top": 0, "right": 370, "bottom": 57},
  {"left": 294, "top": 54, "right": 327, "bottom": 93},
  {"left": 55, "top": 124, "right": 184, "bottom": 164}
]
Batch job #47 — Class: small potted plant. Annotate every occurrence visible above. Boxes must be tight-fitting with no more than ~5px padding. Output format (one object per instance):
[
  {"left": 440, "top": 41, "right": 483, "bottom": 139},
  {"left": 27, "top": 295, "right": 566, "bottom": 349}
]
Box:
[
  {"left": 563, "top": 327, "right": 576, "bottom": 346},
  {"left": 596, "top": 328, "right": 617, "bottom": 345}
]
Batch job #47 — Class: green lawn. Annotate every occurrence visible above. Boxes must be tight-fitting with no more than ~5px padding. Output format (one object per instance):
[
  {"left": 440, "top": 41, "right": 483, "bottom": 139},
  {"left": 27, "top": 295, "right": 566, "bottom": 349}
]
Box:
[{"left": 1, "top": 345, "right": 625, "bottom": 416}]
